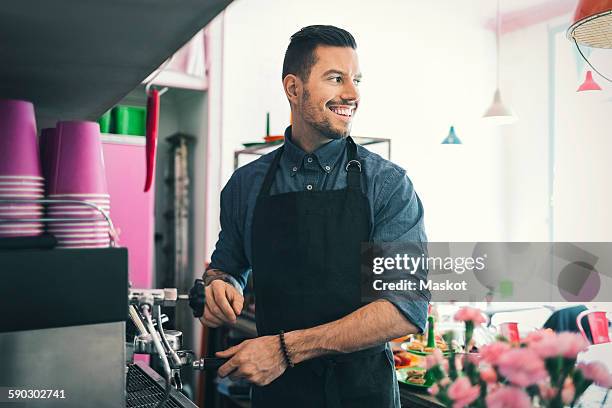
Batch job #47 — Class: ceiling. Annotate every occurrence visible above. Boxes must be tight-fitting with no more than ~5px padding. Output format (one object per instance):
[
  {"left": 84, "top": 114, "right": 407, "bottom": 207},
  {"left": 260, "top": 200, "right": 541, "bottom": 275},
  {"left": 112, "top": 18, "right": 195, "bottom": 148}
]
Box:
[{"left": 482, "top": 0, "right": 577, "bottom": 33}]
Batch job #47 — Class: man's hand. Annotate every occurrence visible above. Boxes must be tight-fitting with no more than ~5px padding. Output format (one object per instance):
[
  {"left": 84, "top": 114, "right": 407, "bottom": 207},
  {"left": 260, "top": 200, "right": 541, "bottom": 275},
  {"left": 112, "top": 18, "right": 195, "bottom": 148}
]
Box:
[
  {"left": 216, "top": 336, "right": 287, "bottom": 386},
  {"left": 198, "top": 280, "right": 244, "bottom": 328}
]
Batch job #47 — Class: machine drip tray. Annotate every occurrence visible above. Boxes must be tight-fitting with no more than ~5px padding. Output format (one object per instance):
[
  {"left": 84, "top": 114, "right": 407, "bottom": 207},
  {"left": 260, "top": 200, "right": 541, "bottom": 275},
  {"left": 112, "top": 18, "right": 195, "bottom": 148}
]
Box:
[{"left": 127, "top": 363, "right": 197, "bottom": 408}]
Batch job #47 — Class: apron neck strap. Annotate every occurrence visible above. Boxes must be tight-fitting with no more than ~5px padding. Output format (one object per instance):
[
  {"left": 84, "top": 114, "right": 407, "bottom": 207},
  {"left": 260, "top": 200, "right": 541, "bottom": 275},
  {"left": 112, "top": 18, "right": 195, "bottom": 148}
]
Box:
[
  {"left": 259, "top": 145, "right": 284, "bottom": 198},
  {"left": 258, "top": 136, "right": 362, "bottom": 198},
  {"left": 345, "top": 136, "right": 362, "bottom": 191}
]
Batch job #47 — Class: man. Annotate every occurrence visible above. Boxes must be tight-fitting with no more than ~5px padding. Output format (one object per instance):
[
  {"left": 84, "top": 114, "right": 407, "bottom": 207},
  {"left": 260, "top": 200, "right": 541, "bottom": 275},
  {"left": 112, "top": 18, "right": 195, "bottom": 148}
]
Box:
[{"left": 199, "top": 25, "right": 429, "bottom": 407}]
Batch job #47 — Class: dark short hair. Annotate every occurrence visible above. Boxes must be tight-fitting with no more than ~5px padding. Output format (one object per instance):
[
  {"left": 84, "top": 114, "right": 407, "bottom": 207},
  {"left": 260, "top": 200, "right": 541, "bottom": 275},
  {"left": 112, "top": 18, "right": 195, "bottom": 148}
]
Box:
[{"left": 282, "top": 25, "right": 357, "bottom": 81}]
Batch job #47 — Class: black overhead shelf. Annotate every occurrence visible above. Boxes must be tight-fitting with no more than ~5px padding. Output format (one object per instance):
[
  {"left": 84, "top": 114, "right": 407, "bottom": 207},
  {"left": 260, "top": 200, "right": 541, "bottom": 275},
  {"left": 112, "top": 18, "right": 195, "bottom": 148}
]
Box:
[{"left": 0, "top": 0, "right": 232, "bottom": 128}]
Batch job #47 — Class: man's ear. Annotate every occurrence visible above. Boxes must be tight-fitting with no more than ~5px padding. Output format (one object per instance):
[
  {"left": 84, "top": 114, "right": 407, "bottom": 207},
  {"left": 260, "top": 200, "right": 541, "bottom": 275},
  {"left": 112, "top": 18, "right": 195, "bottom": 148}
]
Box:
[{"left": 283, "top": 74, "right": 300, "bottom": 104}]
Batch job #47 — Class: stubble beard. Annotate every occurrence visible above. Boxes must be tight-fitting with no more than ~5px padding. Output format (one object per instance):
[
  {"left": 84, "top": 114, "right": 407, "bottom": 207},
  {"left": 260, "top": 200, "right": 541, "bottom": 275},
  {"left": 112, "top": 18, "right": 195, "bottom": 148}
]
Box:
[{"left": 301, "top": 89, "right": 350, "bottom": 141}]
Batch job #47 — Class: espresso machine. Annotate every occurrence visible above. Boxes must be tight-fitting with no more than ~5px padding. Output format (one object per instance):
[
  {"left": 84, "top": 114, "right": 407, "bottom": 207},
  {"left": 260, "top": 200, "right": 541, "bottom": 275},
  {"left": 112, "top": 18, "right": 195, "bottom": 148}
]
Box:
[
  {"left": 0, "top": 247, "right": 221, "bottom": 408},
  {"left": 126, "top": 281, "right": 227, "bottom": 408}
]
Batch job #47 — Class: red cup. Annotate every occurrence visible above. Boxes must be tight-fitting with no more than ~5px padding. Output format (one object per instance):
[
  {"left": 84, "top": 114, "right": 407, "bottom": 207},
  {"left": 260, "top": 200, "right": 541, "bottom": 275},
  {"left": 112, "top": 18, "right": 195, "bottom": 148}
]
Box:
[
  {"left": 577, "top": 310, "right": 610, "bottom": 344},
  {"left": 500, "top": 322, "right": 520, "bottom": 342}
]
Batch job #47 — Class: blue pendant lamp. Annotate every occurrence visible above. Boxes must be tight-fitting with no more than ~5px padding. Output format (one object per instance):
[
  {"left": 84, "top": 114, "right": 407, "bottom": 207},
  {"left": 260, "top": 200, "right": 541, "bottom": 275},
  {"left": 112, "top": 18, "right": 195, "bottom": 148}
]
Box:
[{"left": 441, "top": 126, "right": 462, "bottom": 144}]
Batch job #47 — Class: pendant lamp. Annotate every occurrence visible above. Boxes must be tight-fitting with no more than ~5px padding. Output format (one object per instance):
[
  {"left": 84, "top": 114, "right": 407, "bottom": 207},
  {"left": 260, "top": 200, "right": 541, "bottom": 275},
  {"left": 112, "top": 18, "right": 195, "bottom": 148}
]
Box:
[
  {"left": 567, "top": 0, "right": 612, "bottom": 85},
  {"left": 577, "top": 70, "right": 603, "bottom": 91},
  {"left": 441, "top": 126, "right": 462, "bottom": 144},
  {"left": 567, "top": 0, "right": 612, "bottom": 49},
  {"left": 483, "top": 0, "right": 517, "bottom": 125}
]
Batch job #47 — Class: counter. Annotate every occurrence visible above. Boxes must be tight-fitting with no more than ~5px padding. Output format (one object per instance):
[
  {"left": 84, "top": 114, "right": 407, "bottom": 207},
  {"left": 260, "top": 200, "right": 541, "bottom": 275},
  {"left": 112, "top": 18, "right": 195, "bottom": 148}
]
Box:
[{"left": 400, "top": 388, "right": 444, "bottom": 408}]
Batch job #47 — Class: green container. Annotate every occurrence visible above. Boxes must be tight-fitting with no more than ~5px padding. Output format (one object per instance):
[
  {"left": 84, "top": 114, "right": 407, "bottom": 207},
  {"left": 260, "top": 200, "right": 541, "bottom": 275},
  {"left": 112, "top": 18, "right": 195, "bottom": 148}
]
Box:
[
  {"left": 97, "top": 110, "right": 112, "bottom": 133},
  {"left": 112, "top": 105, "right": 146, "bottom": 136}
]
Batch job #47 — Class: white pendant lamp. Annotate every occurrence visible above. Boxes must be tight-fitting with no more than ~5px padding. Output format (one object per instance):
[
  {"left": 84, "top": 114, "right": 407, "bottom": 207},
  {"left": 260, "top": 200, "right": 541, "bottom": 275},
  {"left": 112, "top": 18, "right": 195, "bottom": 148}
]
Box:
[{"left": 483, "top": 0, "right": 517, "bottom": 125}]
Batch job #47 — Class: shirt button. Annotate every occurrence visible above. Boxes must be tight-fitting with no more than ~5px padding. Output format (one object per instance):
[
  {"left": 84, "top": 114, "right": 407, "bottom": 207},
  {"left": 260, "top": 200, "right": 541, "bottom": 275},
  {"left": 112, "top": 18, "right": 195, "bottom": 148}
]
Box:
[
  {"left": 307, "top": 157, "right": 313, "bottom": 163},
  {"left": 306, "top": 184, "right": 313, "bottom": 191},
  {"left": 324, "top": 165, "right": 331, "bottom": 172},
  {"left": 292, "top": 166, "right": 298, "bottom": 172}
]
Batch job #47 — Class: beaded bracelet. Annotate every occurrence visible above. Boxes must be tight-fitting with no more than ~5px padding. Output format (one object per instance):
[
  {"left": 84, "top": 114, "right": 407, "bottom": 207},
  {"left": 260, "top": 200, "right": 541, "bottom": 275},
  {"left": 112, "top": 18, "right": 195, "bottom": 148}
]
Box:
[{"left": 278, "top": 330, "right": 294, "bottom": 368}]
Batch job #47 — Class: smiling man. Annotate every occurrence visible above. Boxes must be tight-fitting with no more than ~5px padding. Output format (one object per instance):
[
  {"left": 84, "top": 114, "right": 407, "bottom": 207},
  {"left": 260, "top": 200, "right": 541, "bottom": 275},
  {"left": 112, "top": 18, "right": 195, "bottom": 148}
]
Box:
[{"left": 198, "top": 25, "right": 429, "bottom": 407}]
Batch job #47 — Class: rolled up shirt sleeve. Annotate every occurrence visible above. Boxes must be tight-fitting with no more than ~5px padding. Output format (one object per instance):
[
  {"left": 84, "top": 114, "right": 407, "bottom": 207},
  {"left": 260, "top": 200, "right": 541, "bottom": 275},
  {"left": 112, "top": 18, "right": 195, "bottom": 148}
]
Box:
[
  {"left": 371, "top": 167, "right": 430, "bottom": 333},
  {"left": 208, "top": 173, "right": 251, "bottom": 290}
]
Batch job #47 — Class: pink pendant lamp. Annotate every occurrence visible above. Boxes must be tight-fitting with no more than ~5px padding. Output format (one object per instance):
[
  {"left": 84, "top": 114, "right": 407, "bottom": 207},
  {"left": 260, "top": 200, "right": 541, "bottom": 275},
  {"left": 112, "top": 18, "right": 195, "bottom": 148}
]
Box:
[{"left": 577, "top": 70, "right": 602, "bottom": 91}]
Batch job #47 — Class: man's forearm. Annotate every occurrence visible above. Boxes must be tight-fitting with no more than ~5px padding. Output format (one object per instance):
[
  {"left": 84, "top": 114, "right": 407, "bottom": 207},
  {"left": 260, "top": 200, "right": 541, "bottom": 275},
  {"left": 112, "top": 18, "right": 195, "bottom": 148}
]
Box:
[
  {"left": 203, "top": 268, "right": 243, "bottom": 294},
  {"left": 284, "top": 299, "right": 419, "bottom": 364}
]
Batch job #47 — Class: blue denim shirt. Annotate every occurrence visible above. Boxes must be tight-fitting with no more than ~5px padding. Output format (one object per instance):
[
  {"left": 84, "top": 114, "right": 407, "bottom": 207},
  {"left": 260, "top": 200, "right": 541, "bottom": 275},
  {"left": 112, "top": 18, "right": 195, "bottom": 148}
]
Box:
[{"left": 209, "top": 127, "right": 429, "bottom": 332}]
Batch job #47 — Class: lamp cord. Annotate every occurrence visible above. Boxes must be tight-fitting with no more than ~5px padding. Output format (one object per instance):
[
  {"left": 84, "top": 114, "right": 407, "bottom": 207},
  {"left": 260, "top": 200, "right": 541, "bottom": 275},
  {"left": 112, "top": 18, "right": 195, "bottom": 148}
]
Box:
[
  {"left": 496, "top": 0, "right": 501, "bottom": 89},
  {"left": 574, "top": 38, "right": 612, "bottom": 83}
]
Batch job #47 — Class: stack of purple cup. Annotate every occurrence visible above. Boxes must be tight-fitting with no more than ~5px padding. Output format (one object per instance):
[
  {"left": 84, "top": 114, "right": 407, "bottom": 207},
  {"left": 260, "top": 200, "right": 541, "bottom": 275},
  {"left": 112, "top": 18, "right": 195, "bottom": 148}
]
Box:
[
  {"left": 0, "top": 99, "right": 45, "bottom": 238},
  {"left": 44, "top": 121, "right": 111, "bottom": 248}
]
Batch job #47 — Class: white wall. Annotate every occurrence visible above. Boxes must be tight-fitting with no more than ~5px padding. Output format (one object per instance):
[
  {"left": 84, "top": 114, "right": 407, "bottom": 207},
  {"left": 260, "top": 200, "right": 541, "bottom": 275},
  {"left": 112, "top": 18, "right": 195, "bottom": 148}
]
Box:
[
  {"left": 501, "top": 15, "right": 612, "bottom": 242},
  {"left": 551, "top": 28, "right": 612, "bottom": 241},
  {"left": 498, "top": 22, "right": 552, "bottom": 241},
  {"left": 203, "top": 0, "right": 509, "bottom": 257},
  {"left": 204, "top": 0, "right": 612, "bottom": 256},
  {"left": 494, "top": 14, "right": 612, "bottom": 315}
]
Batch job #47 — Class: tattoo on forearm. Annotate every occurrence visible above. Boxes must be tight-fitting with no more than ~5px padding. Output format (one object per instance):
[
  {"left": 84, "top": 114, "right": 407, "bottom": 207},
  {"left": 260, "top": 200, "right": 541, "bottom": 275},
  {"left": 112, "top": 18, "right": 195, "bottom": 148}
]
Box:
[{"left": 203, "top": 269, "right": 243, "bottom": 294}]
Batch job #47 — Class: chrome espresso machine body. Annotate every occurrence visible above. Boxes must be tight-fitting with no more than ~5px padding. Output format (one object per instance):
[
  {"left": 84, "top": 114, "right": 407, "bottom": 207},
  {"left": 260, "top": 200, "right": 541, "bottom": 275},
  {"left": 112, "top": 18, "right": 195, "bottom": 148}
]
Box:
[{"left": 0, "top": 248, "right": 128, "bottom": 408}]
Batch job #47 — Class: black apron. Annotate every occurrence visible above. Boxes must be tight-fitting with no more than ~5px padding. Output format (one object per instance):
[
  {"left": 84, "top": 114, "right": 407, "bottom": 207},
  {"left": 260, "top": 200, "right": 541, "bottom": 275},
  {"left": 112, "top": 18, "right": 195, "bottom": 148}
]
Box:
[{"left": 250, "top": 137, "right": 398, "bottom": 408}]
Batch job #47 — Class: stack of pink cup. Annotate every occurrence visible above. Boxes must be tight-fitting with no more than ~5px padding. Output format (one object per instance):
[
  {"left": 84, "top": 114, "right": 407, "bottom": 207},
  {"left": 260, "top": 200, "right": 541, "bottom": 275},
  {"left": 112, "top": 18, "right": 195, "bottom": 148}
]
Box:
[
  {"left": 0, "top": 99, "right": 45, "bottom": 238},
  {"left": 44, "top": 121, "right": 111, "bottom": 248}
]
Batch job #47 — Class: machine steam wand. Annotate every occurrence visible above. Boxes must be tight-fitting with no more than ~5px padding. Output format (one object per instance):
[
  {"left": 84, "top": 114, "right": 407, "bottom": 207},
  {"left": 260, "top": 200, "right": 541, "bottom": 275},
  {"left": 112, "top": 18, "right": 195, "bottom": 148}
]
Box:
[{"left": 127, "top": 281, "right": 228, "bottom": 404}]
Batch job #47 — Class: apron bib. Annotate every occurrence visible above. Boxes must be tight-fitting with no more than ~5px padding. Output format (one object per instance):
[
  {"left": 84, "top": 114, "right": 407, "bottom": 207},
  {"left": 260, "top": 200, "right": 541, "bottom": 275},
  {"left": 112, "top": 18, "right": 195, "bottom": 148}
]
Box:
[{"left": 250, "top": 137, "right": 398, "bottom": 408}]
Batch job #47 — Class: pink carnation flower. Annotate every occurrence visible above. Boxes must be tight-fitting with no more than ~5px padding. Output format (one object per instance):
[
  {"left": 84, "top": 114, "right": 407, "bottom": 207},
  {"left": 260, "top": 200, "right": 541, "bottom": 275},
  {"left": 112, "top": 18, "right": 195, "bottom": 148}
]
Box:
[
  {"left": 447, "top": 377, "right": 480, "bottom": 408},
  {"left": 529, "top": 333, "right": 562, "bottom": 359},
  {"left": 578, "top": 361, "right": 612, "bottom": 388},
  {"left": 485, "top": 387, "right": 531, "bottom": 408},
  {"left": 480, "top": 367, "right": 498, "bottom": 383},
  {"left": 497, "top": 348, "right": 548, "bottom": 387},
  {"left": 556, "top": 332, "right": 589, "bottom": 359},
  {"left": 454, "top": 307, "right": 487, "bottom": 325},
  {"left": 528, "top": 331, "right": 589, "bottom": 359},
  {"left": 523, "top": 328, "right": 556, "bottom": 344},
  {"left": 480, "top": 341, "right": 512, "bottom": 365},
  {"left": 425, "top": 348, "right": 445, "bottom": 369}
]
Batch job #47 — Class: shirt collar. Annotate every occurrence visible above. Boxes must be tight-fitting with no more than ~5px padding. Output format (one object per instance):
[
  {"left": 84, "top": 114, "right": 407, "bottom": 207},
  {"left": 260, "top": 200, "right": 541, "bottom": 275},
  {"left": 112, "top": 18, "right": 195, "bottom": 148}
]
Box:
[{"left": 282, "top": 126, "right": 346, "bottom": 174}]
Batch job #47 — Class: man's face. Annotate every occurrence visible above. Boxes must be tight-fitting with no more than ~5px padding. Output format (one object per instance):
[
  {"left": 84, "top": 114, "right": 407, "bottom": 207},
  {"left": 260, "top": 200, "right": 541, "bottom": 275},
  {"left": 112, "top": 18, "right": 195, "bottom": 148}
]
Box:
[{"left": 297, "top": 46, "right": 361, "bottom": 140}]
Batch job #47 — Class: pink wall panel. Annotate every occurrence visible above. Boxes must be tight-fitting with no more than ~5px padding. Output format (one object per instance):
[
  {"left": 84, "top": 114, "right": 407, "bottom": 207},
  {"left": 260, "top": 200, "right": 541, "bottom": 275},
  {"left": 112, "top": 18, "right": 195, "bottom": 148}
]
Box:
[{"left": 102, "top": 140, "right": 154, "bottom": 289}]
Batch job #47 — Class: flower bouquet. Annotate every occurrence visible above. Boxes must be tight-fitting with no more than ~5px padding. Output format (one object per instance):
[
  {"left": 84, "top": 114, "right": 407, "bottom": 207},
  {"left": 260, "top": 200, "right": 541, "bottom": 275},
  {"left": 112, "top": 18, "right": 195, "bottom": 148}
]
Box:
[{"left": 425, "top": 307, "right": 612, "bottom": 408}]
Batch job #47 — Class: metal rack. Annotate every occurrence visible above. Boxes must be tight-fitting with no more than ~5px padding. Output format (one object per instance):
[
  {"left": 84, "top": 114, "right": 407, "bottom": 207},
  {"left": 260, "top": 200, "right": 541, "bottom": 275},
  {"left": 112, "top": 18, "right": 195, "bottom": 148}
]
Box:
[{"left": 0, "top": 198, "right": 119, "bottom": 246}]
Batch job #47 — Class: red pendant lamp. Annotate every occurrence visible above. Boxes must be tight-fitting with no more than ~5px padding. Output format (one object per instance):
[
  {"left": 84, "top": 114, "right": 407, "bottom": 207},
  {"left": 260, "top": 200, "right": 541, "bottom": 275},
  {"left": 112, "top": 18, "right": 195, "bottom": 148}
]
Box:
[
  {"left": 567, "top": 0, "right": 612, "bottom": 49},
  {"left": 567, "top": 0, "right": 612, "bottom": 89}
]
